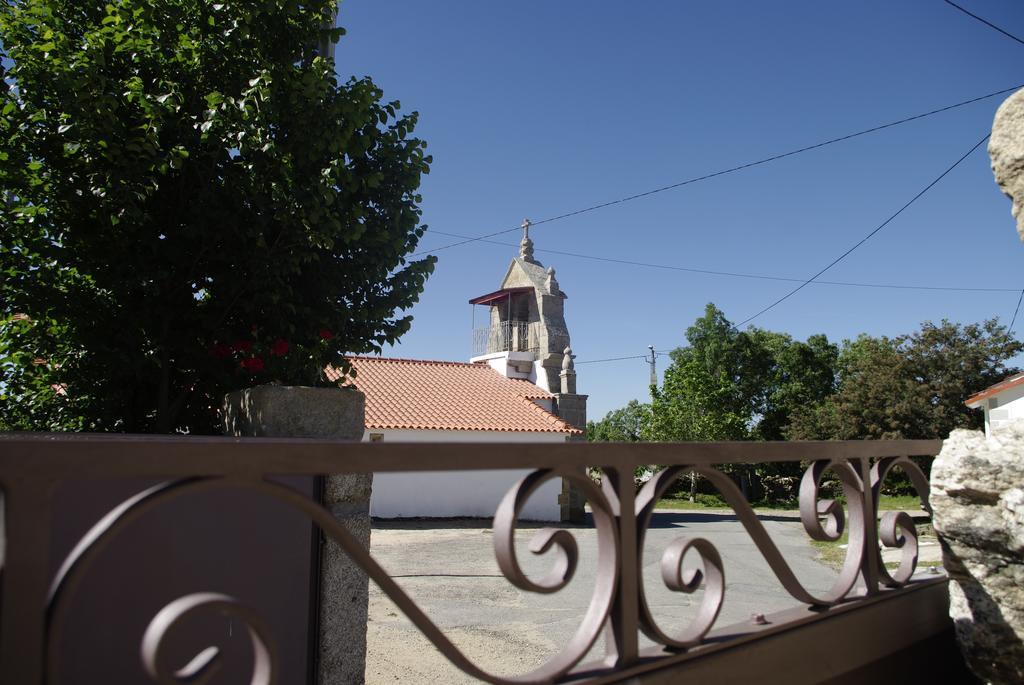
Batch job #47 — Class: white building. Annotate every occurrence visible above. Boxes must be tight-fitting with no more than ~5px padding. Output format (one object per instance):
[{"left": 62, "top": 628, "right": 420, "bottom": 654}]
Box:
[
  {"left": 965, "top": 372, "right": 1024, "bottom": 437},
  {"left": 328, "top": 223, "right": 588, "bottom": 522},
  {"left": 339, "top": 356, "right": 580, "bottom": 521}
]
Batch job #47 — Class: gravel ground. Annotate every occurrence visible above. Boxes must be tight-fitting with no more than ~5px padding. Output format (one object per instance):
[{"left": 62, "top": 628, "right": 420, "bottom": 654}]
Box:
[{"left": 364, "top": 510, "right": 843, "bottom": 683}]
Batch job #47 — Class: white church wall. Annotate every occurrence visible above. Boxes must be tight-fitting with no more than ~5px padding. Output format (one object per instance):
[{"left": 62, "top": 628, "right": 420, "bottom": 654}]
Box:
[
  {"left": 364, "top": 428, "right": 566, "bottom": 521},
  {"left": 985, "top": 383, "right": 1024, "bottom": 436}
]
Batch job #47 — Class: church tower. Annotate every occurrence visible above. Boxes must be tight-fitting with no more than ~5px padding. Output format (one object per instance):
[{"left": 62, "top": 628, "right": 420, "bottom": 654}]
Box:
[{"left": 469, "top": 220, "right": 588, "bottom": 434}]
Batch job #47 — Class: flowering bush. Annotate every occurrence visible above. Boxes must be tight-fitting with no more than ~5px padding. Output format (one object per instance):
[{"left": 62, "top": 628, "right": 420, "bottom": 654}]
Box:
[
  {"left": 0, "top": 0, "right": 434, "bottom": 433},
  {"left": 207, "top": 325, "right": 357, "bottom": 390}
]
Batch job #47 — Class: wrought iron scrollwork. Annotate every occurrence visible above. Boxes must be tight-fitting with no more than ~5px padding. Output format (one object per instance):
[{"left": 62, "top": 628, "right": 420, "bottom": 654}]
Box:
[
  {"left": 45, "top": 470, "right": 622, "bottom": 685},
  {"left": 797, "top": 459, "right": 867, "bottom": 603},
  {"left": 634, "top": 466, "right": 725, "bottom": 648},
  {"left": 871, "top": 456, "right": 932, "bottom": 586},
  {"left": 141, "top": 592, "right": 275, "bottom": 685},
  {"left": 492, "top": 468, "right": 620, "bottom": 681},
  {"left": 41, "top": 454, "right": 936, "bottom": 685}
]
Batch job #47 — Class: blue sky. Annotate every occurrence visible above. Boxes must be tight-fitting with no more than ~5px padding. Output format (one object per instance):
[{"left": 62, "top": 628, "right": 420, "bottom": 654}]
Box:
[{"left": 332, "top": 1, "right": 1024, "bottom": 419}]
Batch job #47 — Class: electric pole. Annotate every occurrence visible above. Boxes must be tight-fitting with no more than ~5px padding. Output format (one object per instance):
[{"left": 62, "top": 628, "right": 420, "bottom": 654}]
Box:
[{"left": 647, "top": 345, "right": 657, "bottom": 387}]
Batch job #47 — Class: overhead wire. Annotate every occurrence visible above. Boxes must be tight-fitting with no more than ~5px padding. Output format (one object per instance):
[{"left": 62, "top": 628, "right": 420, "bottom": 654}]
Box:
[
  {"left": 426, "top": 229, "right": 1020, "bottom": 294},
  {"left": 574, "top": 354, "right": 648, "bottom": 365},
  {"left": 412, "top": 84, "right": 1023, "bottom": 258},
  {"left": 943, "top": 0, "right": 1024, "bottom": 47},
  {"left": 733, "top": 133, "right": 991, "bottom": 328},
  {"left": 1010, "top": 289, "right": 1024, "bottom": 332}
]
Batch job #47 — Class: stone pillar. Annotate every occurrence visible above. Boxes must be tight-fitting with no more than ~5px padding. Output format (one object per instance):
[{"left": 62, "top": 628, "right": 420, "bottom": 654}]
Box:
[
  {"left": 553, "top": 348, "right": 588, "bottom": 523},
  {"left": 223, "top": 384, "right": 370, "bottom": 685},
  {"left": 932, "top": 424, "right": 1024, "bottom": 685}
]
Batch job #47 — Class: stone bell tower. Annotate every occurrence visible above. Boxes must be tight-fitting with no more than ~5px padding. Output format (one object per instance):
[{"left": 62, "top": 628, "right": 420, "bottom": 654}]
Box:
[
  {"left": 469, "top": 219, "right": 588, "bottom": 520},
  {"left": 469, "top": 220, "right": 575, "bottom": 390}
]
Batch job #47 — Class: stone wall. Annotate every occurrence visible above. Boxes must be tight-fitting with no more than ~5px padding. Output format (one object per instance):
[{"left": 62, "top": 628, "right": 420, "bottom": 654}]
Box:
[{"left": 224, "top": 384, "right": 370, "bottom": 685}]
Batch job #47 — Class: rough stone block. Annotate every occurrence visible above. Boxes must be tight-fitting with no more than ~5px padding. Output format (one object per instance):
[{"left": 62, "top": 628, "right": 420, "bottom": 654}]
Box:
[
  {"left": 932, "top": 422, "right": 1024, "bottom": 684},
  {"left": 223, "top": 384, "right": 365, "bottom": 440},
  {"left": 990, "top": 87, "right": 1024, "bottom": 242}
]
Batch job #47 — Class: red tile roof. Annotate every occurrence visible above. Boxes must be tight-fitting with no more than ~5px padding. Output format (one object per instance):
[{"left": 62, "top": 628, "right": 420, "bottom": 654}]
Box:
[
  {"left": 326, "top": 357, "right": 581, "bottom": 434},
  {"left": 965, "top": 372, "right": 1024, "bottom": 408}
]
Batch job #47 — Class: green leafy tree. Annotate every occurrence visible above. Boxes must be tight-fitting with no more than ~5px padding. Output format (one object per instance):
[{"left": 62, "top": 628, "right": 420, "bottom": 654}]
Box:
[
  {"left": 649, "top": 305, "right": 763, "bottom": 501},
  {"left": 650, "top": 304, "right": 837, "bottom": 443},
  {"left": 788, "top": 319, "right": 1022, "bottom": 440},
  {"left": 0, "top": 1, "right": 435, "bottom": 433},
  {"left": 587, "top": 400, "right": 653, "bottom": 485},
  {"left": 746, "top": 330, "right": 838, "bottom": 440},
  {"left": 650, "top": 304, "right": 839, "bottom": 501},
  {"left": 587, "top": 399, "right": 651, "bottom": 443}
]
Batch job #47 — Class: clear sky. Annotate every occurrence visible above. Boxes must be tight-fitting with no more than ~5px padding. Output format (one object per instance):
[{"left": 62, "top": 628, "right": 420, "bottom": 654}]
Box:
[{"left": 331, "top": 1, "right": 1024, "bottom": 420}]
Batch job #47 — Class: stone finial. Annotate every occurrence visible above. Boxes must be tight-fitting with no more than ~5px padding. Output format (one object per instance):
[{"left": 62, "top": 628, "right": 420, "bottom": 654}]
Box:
[
  {"left": 519, "top": 218, "right": 537, "bottom": 263},
  {"left": 559, "top": 347, "right": 577, "bottom": 394},
  {"left": 990, "top": 88, "right": 1024, "bottom": 242},
  {"left": 546, "top": 266, "right": 560, "bottom": 295}
]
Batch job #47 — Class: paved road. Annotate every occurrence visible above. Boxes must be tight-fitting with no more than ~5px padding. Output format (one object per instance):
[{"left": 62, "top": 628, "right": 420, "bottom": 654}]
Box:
[{"left": 364, "top": 510, "right": 845, "bottom": 683}]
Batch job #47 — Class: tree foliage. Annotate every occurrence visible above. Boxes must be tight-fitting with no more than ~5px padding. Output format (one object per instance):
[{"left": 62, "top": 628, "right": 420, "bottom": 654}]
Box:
[
  {"left": 587, "top": 399, "right": 651, "bottom": 443},
  {"left": 0, "top": 0, "right": 435, "bottom": 433},
  {"left": 648, "top": 304, "right": 838, "bottom": 443},
  {"left": 650, "top": 305, "right": 758, "bottom": 441},
  {"left": 594, "top": 304, "right": 1020, "bottom": 501},
  {"left": 787, "top": 319, "right": 1022, "bottom": 440}
]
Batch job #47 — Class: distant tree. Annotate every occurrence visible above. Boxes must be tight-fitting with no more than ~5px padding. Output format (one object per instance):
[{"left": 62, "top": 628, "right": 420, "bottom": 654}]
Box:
[
  {"left": 786, "top": 335, "right": 927, "bottom": 440},
  {"left": 650, "top": 305, "right": 757, "bottom": 440},
  {"left": 905, "top": 319, "right": 1022, "bottom": 435},
  {"left": 0, "top": 1, "right": 434, "bottom": 433},
  {"left": 747, "top": 330, "right": 838, "bottom": 440},
  {"left": 788, "top": 319, "right": 1022, "bottom": 440},
  {"left": 650, "top": 304, "right": 838, "bottom": 442},
  {"left": 649, "top": 347, "right": 751, "bottom": 442},
  {"left": 587, "top": 399, "right": 651, "bottom": 442}
]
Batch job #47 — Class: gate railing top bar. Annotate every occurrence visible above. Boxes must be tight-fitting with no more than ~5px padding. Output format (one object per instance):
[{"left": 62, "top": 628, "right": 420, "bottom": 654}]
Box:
[{"left": 0, "top": 433, "right": 943, "bottom": 479}]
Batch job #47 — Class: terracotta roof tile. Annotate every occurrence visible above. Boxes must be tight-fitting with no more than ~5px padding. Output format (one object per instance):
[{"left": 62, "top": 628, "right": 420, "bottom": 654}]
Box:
[{"left": 326, "top": 357, "right": 581, "bottom": 434}]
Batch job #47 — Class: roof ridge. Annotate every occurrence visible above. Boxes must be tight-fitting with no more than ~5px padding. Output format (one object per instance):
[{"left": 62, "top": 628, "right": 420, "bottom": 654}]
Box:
[{"left": 344, "top": 355, "right": 481, "bottom": 368}]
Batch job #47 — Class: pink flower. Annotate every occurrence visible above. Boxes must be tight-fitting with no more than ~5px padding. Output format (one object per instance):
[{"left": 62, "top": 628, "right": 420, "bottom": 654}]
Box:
[
  {"left": 270, "top": 338, "right": 289, "bottom": 356},
  {"left": 231, "top": 340, "right": 253, "bottom": 353},
  {"left": 319, "top": 329, "right": 335, "bottom": 341}
]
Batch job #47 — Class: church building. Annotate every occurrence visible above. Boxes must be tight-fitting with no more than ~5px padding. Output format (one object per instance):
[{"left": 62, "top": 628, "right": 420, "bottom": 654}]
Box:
[{"left": 333, "top": 221, "right": 587, "bottom": 522}]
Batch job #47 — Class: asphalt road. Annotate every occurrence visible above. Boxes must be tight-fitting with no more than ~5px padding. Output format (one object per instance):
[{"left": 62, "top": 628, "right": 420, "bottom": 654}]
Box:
[{"left": 364, "top": 510, "right": 845, "bottom": 683}]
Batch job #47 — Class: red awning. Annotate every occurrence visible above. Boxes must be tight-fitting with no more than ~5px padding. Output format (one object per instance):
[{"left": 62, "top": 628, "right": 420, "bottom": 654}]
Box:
[{"left": 468, "top": 286, "right": 533, "bottom": 306}]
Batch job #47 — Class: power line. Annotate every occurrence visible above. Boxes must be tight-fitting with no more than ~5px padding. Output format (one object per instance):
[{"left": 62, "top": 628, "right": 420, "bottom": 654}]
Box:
[
  {"left": 1010, "top": 289, "right": 1024, "bottom": 332},
  {"left": 574, "top": 354, "right": 648, "bottom": 365},
  {"left": 426, "top": 229, "right": 1019, "bottom": 294},
  {"left": 413, "top": 84, "right": 1023, "bottom": 257},
  {"left": 944, "top": 0, "right": 1024, "bottom": 47},
  {"left": 734, "top": 133, "right": 991, "bottom": 328}
]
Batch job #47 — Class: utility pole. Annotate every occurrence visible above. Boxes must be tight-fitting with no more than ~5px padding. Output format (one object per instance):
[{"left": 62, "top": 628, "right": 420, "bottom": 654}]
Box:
[{"left": 647, "top": 345, "right": 657, "bottom": 387}]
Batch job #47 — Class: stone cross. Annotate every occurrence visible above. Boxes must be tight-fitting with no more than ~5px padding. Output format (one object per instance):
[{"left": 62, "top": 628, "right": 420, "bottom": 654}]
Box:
[{"left": 519, "top": 218, "right": 536, "bottom": 263}]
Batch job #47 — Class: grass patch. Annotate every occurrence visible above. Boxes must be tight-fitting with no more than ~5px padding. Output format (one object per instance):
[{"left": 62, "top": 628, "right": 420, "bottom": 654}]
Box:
[
  {"left": 811, "top": 521, "right": 938, "bottom": 571},
  {"left": 655, "top": 493, "right": 929, "bottom": 512},
  {"left": 653, "top": 498, "right": 721, "bottom": 510},
  {"left": 876, "top": 494, "right": 929, "bottom": 511},
  {"left": 810, "top": 528, "right": 850, "bottom": 569}
]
